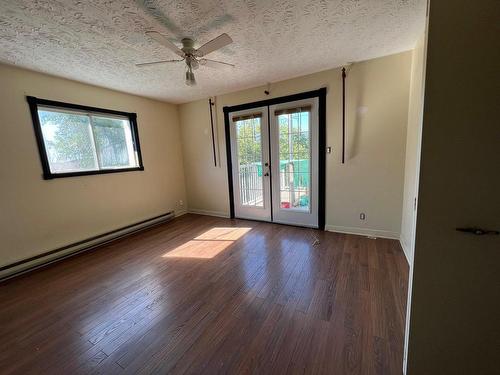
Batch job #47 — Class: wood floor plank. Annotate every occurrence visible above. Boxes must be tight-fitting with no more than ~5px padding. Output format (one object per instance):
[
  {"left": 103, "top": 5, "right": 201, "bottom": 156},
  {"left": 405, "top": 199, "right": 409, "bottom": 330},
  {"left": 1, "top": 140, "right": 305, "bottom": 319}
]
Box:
[{"left": 0, "top": 214, "right": 409, "bottom": 374}]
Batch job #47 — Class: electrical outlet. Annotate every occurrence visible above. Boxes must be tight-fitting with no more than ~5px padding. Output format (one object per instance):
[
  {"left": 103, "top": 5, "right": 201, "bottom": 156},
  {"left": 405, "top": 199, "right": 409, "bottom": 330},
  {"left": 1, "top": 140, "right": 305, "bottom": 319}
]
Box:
[
  {"left": 360, "top": 212, "right": 366, "bottom": 220},
  {"left": 179, "top": 200, "right": 184, "bottom": 206}
]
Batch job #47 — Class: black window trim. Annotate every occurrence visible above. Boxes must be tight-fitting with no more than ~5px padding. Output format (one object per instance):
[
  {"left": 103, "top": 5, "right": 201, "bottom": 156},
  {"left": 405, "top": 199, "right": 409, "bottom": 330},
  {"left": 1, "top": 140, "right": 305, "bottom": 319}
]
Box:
[{"left": 27, "top": 96, "right": 144, "bottom": 180}]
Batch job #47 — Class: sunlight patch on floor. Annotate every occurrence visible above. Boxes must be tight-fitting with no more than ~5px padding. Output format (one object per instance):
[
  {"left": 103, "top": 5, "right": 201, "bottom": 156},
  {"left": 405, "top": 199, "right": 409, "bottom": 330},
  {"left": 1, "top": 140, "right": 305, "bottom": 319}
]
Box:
[{"left": 162, "top": 227, "right": 252, "bottom": 259}]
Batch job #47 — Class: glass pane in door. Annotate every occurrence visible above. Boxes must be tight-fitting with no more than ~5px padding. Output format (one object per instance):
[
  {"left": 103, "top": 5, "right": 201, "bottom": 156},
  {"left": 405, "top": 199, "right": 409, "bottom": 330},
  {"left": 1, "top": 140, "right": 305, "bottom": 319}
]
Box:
[
  {"left": 236, "top": 117, "right": 264, "bottom": 207},
  {"left": 278, "top": 111, "right": 311, "bottom": 211}
]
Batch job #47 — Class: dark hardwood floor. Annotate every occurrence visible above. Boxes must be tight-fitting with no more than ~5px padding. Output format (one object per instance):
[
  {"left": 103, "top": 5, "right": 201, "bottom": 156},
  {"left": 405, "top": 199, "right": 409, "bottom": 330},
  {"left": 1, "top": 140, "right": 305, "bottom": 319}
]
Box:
[{"left": 0, "top": 214, "right": 409, "bottom": 374}]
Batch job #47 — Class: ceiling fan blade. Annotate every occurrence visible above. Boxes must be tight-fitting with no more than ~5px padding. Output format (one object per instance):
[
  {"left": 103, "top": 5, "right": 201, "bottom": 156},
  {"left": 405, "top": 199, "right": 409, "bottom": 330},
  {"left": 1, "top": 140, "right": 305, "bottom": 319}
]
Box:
[
  {"left": 195, "top": 33, "right": 233, "bottom": 57},
  {"left": 135, "top": 59, "right": 183, "bottom": 67},
  {"left": 145, "top": 31, "right": 185, "bottom": 58},
  {"left": 199, "top": 58, "right": 235, "bottom": 68}
]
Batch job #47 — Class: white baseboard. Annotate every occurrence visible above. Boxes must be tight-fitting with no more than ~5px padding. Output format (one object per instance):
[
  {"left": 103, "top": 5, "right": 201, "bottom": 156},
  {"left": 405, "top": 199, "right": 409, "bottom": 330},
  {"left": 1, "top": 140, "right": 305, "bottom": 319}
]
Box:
[
  {"left": 325, "top": 225, "right": 400, "bottom": 240},
  {"left": 399, "top": 237, "right": 412, "bottom": 265},
  {"left": 187, "top": 208, "right": 230, "bottom": 218}
]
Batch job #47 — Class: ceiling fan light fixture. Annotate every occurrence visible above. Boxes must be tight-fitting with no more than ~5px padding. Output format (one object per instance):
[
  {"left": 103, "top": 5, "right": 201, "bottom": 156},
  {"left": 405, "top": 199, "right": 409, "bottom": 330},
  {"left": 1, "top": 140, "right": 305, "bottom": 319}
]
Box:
[{"left": 185, "top": 69, "right": 196, "bottom": 86}]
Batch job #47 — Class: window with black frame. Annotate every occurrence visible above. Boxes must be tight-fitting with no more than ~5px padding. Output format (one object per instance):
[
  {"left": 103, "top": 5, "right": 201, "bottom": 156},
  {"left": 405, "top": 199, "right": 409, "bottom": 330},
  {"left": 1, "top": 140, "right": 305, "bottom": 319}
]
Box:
[{"left": 27, "top": 96, "right": 144, "bottom": 179}]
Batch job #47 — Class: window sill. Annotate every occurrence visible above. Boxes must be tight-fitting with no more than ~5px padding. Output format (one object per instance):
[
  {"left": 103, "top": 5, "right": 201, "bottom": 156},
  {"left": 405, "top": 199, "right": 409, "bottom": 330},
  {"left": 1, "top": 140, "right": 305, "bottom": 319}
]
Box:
[{"left": 42, "top": 166, "right": 145, "bottom": 180}]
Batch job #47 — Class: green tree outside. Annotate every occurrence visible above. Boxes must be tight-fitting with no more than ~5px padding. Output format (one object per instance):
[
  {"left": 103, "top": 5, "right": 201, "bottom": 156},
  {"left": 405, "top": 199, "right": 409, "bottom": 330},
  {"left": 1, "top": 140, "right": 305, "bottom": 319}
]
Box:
[{"left": 39, "top": 110, "right": 131, "bottom": 171}]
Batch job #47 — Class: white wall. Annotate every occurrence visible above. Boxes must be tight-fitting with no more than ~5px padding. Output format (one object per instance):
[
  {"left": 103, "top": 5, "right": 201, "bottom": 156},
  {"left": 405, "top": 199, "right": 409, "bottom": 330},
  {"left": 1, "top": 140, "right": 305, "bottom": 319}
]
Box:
[
  {"left": 400, "top": 34, "right": 427, "bottom": 264},
  {"left": 179, "top": 52, "right": 412, "bottom": 238},
  {"left": 0, "top": 64, "right": 187, "bottom": 268}
]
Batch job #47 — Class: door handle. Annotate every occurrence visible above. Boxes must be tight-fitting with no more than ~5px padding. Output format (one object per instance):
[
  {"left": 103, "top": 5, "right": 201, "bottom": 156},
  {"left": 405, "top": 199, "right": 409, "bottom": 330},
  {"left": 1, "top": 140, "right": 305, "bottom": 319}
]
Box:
[
  {"left": 456, "top": 227, "right": 499, "bottom": 235},
  {"left": 264, "top": 172, "right": 270, "bottom": 177}
]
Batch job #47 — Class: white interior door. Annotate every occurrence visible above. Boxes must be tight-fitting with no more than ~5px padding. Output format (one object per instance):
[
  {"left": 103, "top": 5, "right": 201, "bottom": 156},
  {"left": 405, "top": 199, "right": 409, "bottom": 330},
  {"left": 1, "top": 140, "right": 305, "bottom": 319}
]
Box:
[
  {"left": 269, "top": 98, "right": 319, "bottom": 227},
  {"left": 229, "top": 107, "right": 272, "bottom": 221}
]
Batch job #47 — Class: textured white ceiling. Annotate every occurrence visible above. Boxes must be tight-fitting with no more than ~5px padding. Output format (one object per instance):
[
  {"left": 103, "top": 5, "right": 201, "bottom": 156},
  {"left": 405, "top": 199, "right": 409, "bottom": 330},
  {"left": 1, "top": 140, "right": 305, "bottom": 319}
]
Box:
[{"left": 0, "top": 0, "right": 426, "bottom": 103}]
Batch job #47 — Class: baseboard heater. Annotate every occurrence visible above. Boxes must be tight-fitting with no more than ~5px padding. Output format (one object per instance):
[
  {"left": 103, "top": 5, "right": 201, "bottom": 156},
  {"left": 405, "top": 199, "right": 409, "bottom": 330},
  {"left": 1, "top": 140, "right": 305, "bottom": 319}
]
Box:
[{"left": 0, "top": 211, "right": 175, "bottom": 282}]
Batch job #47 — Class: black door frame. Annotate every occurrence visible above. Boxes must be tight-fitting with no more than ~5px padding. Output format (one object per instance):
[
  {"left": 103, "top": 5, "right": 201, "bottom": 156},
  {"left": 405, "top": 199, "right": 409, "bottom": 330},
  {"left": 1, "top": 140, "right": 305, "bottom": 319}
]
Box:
[{"left": 223, "top": 87, "right": 327, "bottom": 230}]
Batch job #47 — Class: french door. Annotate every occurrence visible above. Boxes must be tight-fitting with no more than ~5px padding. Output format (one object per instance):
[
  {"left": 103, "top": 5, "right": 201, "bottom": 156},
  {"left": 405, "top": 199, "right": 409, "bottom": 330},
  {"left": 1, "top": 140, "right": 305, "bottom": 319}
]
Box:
[
  {"left": 228, "top": 97, "right": 319, "bottom": 228},
  {"left": 229, "top": 106, "right": 272, "bottom": 221}
]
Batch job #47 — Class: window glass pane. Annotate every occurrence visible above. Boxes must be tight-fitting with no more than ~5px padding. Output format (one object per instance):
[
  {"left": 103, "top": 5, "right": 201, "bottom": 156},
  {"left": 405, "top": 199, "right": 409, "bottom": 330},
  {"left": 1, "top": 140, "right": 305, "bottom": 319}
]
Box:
[
  {"left": 277, "top": 110, "right": 311, "bottom": 212},
  {"left": 299, "top": 112, "right": 309, "bottom": 132},
  {"left": 92, "top": 115, "right": 136, "bottom": 169},
  {"left": 236, "top": 121, "right": 246, "bottom": 138},
  {"left": 36, "top": 105, "right": 140, "bottom": 176},
  {"left": 290, "top": 113, "right": 300, "bottom": 133},
  {"left": 235, "top": 117, "right": 264, "bottom": 207},
  {"left": 38, "top": 109, "right": 98, "bottom": 173}
]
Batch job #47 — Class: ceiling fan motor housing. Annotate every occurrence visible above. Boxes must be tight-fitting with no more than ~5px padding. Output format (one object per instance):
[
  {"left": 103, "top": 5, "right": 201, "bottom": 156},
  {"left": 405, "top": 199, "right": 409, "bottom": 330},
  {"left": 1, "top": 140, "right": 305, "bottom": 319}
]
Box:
[
  {"left": 181, "top": 38, "right": 196, "bottom": 54},
  {"left": 181, "top": 38, "right": 199, "bottom": 70}
]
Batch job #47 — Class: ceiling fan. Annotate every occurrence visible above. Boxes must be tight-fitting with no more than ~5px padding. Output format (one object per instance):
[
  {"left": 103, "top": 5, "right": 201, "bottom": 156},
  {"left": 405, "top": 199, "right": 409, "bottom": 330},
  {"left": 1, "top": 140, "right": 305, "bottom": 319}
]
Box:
[{"left": 137, "top": 31, "right": 235, "bottom": 86}]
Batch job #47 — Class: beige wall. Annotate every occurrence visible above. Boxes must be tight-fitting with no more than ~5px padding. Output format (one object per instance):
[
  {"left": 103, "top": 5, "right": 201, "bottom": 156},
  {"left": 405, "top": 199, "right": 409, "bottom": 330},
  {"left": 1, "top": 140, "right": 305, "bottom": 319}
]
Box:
[
  {"left": 400, "top": 34, "right": 427, "bottom": 264},
  {"left": 406, "top": 0, "right": 499, "bottom": 374},
  {"left": 0, "top": 64, "right": 186, "bottom": 267},
  {"left": 179, "top": 52, "right": 412, "bottom": 237}
]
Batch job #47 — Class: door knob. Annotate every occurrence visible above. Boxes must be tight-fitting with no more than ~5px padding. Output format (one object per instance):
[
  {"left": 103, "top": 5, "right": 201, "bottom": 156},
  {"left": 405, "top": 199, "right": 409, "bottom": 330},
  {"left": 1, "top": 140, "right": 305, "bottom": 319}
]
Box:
[{"left": 456, "top": 227, "right": 499, "bottom": 235}]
